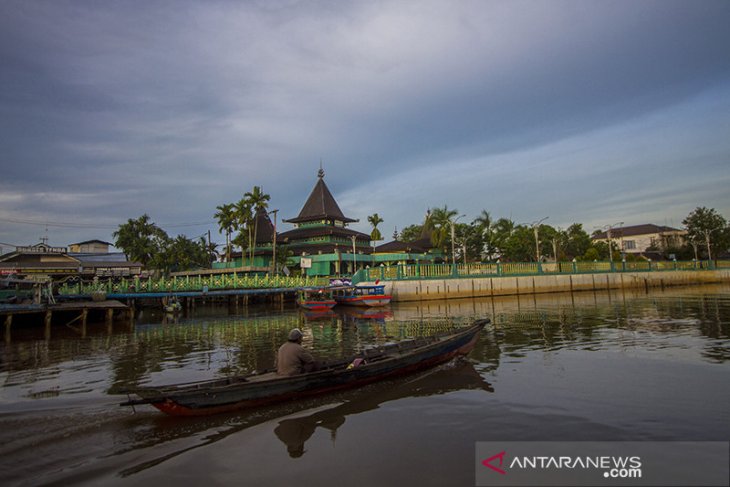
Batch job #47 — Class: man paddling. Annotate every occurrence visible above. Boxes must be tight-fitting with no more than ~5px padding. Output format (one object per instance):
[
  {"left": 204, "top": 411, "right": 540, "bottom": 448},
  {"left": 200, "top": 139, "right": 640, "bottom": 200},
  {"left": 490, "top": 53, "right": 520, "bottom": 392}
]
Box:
[{"left": 277, "top": 328, "right": 317, "bottom": 376}]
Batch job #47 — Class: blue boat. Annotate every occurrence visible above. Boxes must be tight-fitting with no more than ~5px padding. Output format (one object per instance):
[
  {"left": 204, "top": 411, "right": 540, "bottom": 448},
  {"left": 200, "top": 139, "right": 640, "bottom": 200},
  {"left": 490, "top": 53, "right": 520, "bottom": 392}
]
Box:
[{"left": 333, "top": 285, "right": 392, "bottom": 307}]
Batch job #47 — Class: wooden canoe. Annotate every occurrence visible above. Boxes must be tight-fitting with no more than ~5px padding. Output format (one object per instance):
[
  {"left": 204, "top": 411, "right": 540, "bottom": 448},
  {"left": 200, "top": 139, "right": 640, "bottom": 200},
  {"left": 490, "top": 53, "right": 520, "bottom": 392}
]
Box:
[{"left": 121, "top": 318, "right": 488, "bottom": 416}]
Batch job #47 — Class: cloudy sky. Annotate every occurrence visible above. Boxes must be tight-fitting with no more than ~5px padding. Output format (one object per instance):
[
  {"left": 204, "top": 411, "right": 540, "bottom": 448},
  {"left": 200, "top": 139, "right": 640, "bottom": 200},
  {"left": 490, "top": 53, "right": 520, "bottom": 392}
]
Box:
[{"left": 1, "top": 0, "right": 729, "bottom": 251}]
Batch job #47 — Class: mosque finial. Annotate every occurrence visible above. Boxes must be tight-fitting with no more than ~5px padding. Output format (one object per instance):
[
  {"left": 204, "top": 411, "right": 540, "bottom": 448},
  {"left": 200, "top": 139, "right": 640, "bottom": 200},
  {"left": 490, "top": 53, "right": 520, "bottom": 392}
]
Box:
[{"left": 318, "top": 160, "right": 325, "bottom": 179}]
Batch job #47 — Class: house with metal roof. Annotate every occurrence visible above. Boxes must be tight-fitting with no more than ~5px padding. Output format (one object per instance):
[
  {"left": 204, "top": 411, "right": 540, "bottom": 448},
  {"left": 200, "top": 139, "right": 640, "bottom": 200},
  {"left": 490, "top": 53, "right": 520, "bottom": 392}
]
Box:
[
  {"left": 591, "top": 224, "right": 686, "bottom": 257},
  {"left": 68, "top": 239, "right": 114, "bottom": 253},
  {"left": 0, "top": 242, "right": 142, "bottom": 278}
]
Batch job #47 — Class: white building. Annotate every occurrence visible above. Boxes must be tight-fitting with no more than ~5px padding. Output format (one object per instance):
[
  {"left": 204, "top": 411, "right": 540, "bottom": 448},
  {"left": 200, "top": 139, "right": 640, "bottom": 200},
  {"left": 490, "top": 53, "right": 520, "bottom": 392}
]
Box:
[{"left": 592, "top": 224, "right": 686, "bottom": 256}]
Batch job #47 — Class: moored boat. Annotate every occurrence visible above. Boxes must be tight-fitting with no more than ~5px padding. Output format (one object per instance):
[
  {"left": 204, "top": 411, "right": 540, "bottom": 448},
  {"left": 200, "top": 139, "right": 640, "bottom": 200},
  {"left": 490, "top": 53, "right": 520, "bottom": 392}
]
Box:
[
  {"left": 333, "top": 284, "right": 391, "bottom": 307},
  {"left": 120, "top": 318, "right": 489, "bottom": 416},
  {"left": 163, "top": 297, "right": 182, "bottom": 314},
  {"left": 296, "top": 288, "right": 336, "bottom": 310}
]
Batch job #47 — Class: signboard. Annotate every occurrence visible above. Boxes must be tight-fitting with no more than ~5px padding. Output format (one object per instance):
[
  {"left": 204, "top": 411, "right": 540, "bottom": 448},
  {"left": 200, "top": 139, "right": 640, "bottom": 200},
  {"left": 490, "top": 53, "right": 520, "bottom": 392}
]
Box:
[
  {"left": 300, "top": 257, "right": 312, "bottom": 269},
  {"left": 16, "top": 245, "right": 67, "bottom": 254}
]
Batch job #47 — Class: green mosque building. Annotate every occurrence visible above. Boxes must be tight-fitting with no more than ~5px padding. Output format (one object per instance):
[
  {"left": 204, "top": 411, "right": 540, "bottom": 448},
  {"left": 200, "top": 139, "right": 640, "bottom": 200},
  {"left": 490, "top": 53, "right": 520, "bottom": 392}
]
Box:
[{"left": 214, "top": 168, "right": 442, "bottom": 277}]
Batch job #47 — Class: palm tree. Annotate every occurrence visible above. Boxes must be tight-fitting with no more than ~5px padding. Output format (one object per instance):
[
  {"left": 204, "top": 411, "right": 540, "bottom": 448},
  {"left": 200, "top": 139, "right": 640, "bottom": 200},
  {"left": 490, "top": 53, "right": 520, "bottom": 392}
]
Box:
[
  {"left": 198, "top": 236, "right": 219, "bottom": 266},
  {"left": 243, "top": 186, "right": 270, "bottom": 264},
  {"left": 234, "top": 198, "right": 253, "bottom": 264},
  {"left": 367, "top": 213, "right": 384, "bottom": 246},
  {"left": 430, "top": 205, "right": 459, "bottom": 254},
  {"left": 214, "top": 203, "right": 236, "bottom": 262},
  {"left": 474, "top": 210, "right": 494, "bottom": 260}
]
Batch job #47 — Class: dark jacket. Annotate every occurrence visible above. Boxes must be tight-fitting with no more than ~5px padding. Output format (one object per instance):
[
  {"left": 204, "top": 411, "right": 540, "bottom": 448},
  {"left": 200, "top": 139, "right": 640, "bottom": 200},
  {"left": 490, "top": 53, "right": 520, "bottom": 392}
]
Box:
[{"left": 277, "top": 341, "right": 314, "bottom": 376}]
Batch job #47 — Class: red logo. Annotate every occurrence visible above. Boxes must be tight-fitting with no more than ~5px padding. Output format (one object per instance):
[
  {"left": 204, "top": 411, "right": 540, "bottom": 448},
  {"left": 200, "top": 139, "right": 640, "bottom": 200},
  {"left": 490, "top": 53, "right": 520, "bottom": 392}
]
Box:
[{"left": 482, "top": 451, "right": 507, "bottom": 475}]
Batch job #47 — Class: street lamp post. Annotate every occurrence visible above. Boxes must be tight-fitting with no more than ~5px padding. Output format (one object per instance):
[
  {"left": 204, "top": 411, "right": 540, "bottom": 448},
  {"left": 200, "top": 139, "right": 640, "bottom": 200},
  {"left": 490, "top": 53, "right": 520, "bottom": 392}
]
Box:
[
  {"left": 450, "top": 214, "right": 466, "bottom": 266},
  {"left": 602, "top": 221, "right": 623, "bottom": 263},
  {"left": 531, "top": 217, "right": 549, "bottom": 262}
]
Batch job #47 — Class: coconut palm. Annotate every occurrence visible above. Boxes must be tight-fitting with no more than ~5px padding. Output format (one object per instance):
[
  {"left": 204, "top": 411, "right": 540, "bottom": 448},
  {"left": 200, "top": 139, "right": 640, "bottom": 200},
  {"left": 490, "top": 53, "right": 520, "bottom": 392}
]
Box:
[
  {"left": 474, "top": 210, "right": 495, "bottom": 260},
  {"left": 430, "top": 206, "right": 459, "bottom": 254},
  {"left": 214, "top": 203, "right": 236, "bottom": 262},
  {"left": 234, "top": 198, "right": 253, "bottom": 263}
]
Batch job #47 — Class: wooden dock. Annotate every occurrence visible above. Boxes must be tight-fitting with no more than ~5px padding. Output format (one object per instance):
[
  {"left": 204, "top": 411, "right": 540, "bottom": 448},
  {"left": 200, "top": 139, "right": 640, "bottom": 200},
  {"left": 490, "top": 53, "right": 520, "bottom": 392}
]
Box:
[{"left": 1, "top": 300, "right": 131, "bottom": 335}]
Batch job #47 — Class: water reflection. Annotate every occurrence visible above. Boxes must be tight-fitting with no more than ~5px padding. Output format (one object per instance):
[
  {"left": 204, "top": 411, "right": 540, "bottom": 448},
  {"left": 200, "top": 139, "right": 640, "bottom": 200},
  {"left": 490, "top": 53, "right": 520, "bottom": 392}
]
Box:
[
  {"left": 0, "top": 285, "right": 729, "bottom": 485},
  {"left": 1, "top": 285, "right": 729, "bottom": 409},
  {"left": 273, "top": 360, "right": 493, "bottom": 458},
  {"left": 93, "top": 359, "right": 492, "bottom": 478}
]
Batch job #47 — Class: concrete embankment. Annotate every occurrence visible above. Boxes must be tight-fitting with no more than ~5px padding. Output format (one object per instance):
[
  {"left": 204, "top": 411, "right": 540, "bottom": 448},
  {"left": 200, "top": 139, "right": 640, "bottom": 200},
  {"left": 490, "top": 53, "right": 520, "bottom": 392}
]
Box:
[{"left": 363, "top": 270, "right": 730, "bottom": 302}]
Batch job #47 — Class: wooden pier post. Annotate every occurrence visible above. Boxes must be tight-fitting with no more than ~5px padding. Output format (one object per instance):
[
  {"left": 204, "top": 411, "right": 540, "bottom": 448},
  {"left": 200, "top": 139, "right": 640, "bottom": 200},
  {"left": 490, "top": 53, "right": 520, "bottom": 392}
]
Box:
[
  {"left": 4, "top": 315, "right": 11, "bottom": 343},
  {"left": 128, "top": 308, "right": 135, "bottom": 330},
  {"left": 81, "top": 308, "right": 88, "bottom": 337},
  {"left": 106, "top": 308, "right": 114, "bottom": 327},
  {"left": 45, "top": 310, "right": 52, "bottom": 340}
]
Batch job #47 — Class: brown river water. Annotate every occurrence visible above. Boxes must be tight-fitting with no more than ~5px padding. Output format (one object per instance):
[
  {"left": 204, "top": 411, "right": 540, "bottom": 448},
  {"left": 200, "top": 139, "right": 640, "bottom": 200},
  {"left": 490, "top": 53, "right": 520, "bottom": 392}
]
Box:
[{"left": 1, "top": 284, "right": 729, "bottom": 486}]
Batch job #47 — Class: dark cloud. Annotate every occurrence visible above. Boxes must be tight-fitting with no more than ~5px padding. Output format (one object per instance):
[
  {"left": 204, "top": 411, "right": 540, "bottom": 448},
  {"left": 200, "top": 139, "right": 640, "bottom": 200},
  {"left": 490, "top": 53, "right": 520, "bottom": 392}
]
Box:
[{"left": 1, "top": 0, "right": 729, "bottom": 247}]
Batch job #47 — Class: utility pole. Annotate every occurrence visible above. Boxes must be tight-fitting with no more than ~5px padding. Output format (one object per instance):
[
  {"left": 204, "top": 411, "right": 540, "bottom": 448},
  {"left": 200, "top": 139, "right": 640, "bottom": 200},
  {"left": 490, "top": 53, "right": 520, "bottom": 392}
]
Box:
[
  {"left": 207, "top": 230, "right": 212, "bottom": 266},
  {"left": 269, "top": 209, "right": 279, "bottom": 274},
  {"left": 531, "top": 217, "right": 549, "bottom": 262},
  {"left": 602, "top": 221, "right": 623, "bottom": 263}
]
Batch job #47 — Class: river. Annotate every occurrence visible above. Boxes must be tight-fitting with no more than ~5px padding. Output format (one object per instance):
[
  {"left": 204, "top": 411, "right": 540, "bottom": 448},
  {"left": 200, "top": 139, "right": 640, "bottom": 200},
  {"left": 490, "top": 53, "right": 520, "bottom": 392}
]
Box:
[{"left": 1, "top": 284, "right": 729, "bottom": 486}]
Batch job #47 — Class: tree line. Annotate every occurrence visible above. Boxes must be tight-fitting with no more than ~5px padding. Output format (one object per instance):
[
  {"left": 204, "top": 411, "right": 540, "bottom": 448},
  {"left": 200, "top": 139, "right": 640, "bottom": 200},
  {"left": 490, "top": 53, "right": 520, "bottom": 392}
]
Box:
[
  {"left": 113, "top": 189, "right": 729, "bottom": 272},
  {"left": 113, "top": 185, "right": 273, "bottom": 273},
  {"left": 373, "top": 206, "right": 730, "bottom": 263}
]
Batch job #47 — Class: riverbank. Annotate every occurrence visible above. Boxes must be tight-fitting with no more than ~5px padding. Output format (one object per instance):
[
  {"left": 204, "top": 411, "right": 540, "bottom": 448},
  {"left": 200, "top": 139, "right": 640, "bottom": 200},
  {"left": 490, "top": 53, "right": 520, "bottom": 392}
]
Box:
[{"left": 361, "top": 269, "right": 730, "bottom": 302}]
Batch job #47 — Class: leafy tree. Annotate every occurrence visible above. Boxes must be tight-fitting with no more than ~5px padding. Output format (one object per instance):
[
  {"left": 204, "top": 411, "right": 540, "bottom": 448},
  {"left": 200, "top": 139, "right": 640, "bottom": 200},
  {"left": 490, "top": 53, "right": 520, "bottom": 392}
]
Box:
[
  {"left": 367, "top": 213, "right": 384, "bottom": 243},
  {"left": 582, "top": 247, "right": 600, "bottom": 261},
  {"left": 587, "top": 241, "right": 610, "bottom": 261},
  {"left": 683, "top": 207, "right": 727, "bottom": 260},
  {"left": 400, "top": 224, "right": 423, "bottom": 243},
  {"left": 501, "top": 225, "right": 534, "bottom": 261},
  {"left": 158, "top": 235, "right": 210, "bottom": 273},
  {"left": 563, "top": 223, "right": 592, "bottom": 259},
  {"left": 113, "top": 214, "right": 168, "bottom": 268}
]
